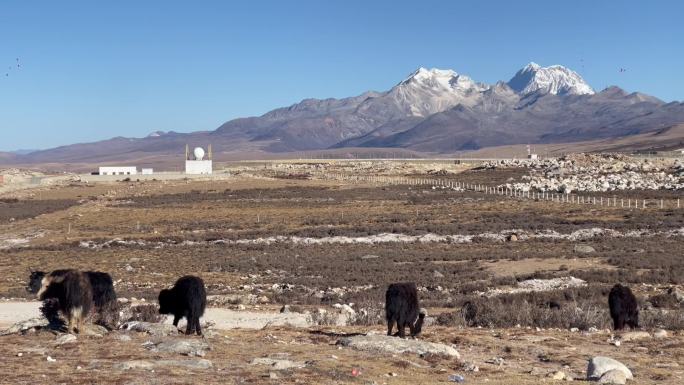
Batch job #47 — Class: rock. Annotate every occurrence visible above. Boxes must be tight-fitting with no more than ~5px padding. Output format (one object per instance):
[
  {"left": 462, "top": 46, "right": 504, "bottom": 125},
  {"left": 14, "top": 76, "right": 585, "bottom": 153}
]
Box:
[
  {"left": 54, "top": 334, "right": 77, "bottom": 345},
  {"left": 83, "top": 324, "right": 109, "bottom": 337},
  {"left": 147, "top": 339, "right": 210, "bottom": 357},
  {"left": 433, "top": 270, "right": 445, "bottom": 278},
  {"left": 337, "top": 334, "right": 460, "bottom": 359},
  {"left": 620, "top": 331, "right": 651, "bottom": 342},
  {"left": 598, "top": 369, "right": 627, "bottom": 384},
  {"left": 157, "top": 359, "right": 213, "bottom": 370},
  {"left": 257, "top": 295, "right": 270, "bottom": 304},
  {"left": 120, "top": 321, "right": 178, "bottom": 336},
  {"left": 360, "top": 254, "right": 379, "bottom": 260},
  {"left": 549, "top": 370, "right": 571, "bottom": 381},
  {"left": 250, "top": 357, "right": 306, "bottom": 370},
  {"left": 507, "top": 234, "right": 518, "bottom": 242},
  {"left": 114, "top": 360, "right": 155, "bottom": 370},
  {"left": 114, "top": 359, "right": 212, "bottom": 370},
  {"left": 114, "top": 334, "right": 132, "bottom": 341},
  {"left": 587, "top": 356, "right": 633, "bottom": 381},
  {"left": 46, "top": 356, "right": 56, "bottom": 362},
  {"left": 1, "top": 317, "right": 49, "bottom": 336},
  {"left": 653, "top": 329, "right": 668, "bottom": 339},
  {"left": 574, "top": 244, "right": 596, "bottom": 254},
  {"left": 485, "top": 357, "right": 504, "bottom": 366}
]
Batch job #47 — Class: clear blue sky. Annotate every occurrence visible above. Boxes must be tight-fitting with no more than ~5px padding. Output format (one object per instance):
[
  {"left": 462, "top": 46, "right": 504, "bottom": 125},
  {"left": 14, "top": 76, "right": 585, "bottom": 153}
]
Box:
[{"left": 1, "top": 0, "right": 682, "bottom": 151}]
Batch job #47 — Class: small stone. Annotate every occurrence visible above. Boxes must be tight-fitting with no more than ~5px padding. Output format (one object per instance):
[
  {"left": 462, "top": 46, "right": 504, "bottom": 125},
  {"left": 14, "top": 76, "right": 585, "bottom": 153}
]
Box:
[
  {"left": 653, "top": 329, "right": 668, "bottom": 339},
  {"left": 573, "top": 244, "right": 595, "bottom": 254},
  {"left": 16, "top": 352, "right": 23, "bottom": 357},
  {"left": 550, "top": 370, "right": 567, "bottom": 380},
  {"left": 433, "top": 270, "right": 444, "bottom": 278},
  {"left": 47, "top": 356, "right": 56, "bottom": 362},
  {"left": 598, "top": 369, "right": 627, "bottom": 384},
  {"left": 54, "top": 334, "right": 77, "bottom": 345},
  {"left": 507, "top": 234, "right": 518, "bottom": 242}
]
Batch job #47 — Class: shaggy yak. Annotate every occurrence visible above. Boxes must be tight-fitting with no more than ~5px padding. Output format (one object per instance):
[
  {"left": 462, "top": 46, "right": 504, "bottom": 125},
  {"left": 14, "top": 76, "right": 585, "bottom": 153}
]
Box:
[
  {"left": 158, "top": 275, "right": 207, "bottom": 335},
  {"left": 36, "top": 269, "right": 93, "bottom": 334},
  {"left": 29, "top": 270, "right": 117, "bottom": 309},
  {"left": 385, "top": 282, "right": 426, "bottom": 338},
  {"left": 608, "top": 284, "right": 639, "bottom": 330}
]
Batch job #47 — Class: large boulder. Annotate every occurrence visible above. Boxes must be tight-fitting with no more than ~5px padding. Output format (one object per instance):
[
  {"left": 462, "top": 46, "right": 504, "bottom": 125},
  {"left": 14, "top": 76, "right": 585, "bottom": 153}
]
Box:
[
  {"left": 587, "top": 356, "right": 632, "bottom": 381},
  {"left": 0, "top": 317, "right": 48, "bottom": 335},
  {"left": 337, "top": 334, "right": 460, "bottom": 359}
]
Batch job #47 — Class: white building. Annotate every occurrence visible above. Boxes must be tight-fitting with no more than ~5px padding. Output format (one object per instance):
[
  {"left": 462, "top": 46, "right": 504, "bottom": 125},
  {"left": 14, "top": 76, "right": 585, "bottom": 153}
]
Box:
[
  {"left": 98, "top": 166, "right": 137, "bottom": 175},
  {"left": 141, "top": 168, "right": 154, "bottom": 175},
  {"left": 185, "top": 145, "right": 213, "bottom": 174}
]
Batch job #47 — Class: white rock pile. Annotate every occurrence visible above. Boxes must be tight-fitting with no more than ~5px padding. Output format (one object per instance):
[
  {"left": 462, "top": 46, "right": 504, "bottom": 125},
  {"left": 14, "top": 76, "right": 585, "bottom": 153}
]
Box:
[{"left": 483, "top": 153, "right": 684, "bottom": 193}]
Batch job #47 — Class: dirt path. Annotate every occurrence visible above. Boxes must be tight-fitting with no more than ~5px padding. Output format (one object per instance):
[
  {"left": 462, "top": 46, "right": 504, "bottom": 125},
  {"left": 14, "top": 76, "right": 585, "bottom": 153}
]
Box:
[{"left": 0, "top": 301, "right": 310, "bottom": 330}]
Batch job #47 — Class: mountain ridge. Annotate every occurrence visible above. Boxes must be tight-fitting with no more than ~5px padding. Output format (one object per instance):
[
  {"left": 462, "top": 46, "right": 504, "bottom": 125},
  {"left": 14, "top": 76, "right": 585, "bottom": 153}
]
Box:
[{"left": 3, "top": 62, "right": 684, "bottom": 166}]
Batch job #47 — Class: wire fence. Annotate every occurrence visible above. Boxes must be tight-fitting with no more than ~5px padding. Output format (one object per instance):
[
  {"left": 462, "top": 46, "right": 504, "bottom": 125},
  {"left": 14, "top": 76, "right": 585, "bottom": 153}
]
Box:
[{"left": 318, "top": 172, "right": 682, "bottom": 210}]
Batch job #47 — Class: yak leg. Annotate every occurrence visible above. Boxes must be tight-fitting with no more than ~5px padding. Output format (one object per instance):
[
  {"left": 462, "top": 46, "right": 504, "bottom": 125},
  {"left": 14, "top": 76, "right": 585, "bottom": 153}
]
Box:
[
  {"left": 387, "top": 320, "right": 394, "bottom": 336},
  {"left": 398, "top": 323, "right": 406, "bottom": 338},
  {"left": 194, "top": 317, "right": 202, "bottom": 336},
  {"left": 185, "top": 315, "right": 194, "bottom": 335},
  {"left": 172, "top": 315, "right": 180, "bottom": 327}
]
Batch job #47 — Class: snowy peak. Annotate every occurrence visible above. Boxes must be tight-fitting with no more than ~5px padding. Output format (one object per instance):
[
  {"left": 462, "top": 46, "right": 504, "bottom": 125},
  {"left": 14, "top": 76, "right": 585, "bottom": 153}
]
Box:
[
  {"left": 508, "top": 62, "right": 594, "bottom": 96},
  {"left": 391, "top": 67, "right": 489, "bottom": 117},
  {"left": 400, "top": 67, "right": 486, "bottom": 93}
]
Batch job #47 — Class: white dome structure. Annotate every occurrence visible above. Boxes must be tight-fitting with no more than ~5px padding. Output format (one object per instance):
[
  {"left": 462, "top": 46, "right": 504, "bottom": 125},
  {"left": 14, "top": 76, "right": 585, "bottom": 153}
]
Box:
[
  {"left": 185, "top": 144, "right": 213, "bottom": 175},
  {"left": 193, "top": 147, "right": 205, "bottom": 160}
]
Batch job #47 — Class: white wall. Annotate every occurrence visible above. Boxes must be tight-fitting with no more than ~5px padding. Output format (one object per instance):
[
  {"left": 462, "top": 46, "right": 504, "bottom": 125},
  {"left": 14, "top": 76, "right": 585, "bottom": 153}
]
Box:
[
  {"left": 98, "top": 167, "right": 137, "bottom": 175},
  {"left": 185, "top": 160, "right": 212, "bottom": 174},
  {"left": 141, "top": 168, "right": 154, "bottom": 175}
]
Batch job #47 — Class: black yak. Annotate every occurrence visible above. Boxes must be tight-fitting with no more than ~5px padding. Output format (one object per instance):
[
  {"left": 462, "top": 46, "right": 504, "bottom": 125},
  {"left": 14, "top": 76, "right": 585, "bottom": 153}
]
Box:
[
  {"left": 36, "top": 269, "right": 93, "bottom": 334},
  {"left": 461, "top": 301, "right": 477, "bottom": 326},
  {"left": 29, "top": 270, "right": 116, "bottom": 309},
  {"left": 608, "top": 284, "right": 639, "bottom": 330},
  {"left": 158, "top": 275, "right": 206, "bottom": 335},
  {"left": 385, "top": 282, "right": 426, "bottom": 338}
]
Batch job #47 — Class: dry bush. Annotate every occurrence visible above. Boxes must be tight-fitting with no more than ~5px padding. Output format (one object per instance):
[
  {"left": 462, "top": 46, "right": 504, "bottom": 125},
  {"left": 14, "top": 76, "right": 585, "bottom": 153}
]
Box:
[
  {"left": 94, "top": 301, "right": 121, "bottom": 330},
  {"left": 348, "top": 302, "right": 384, "bottom": 326},
  {"left": 308, "top": 310, "right": 339, "bottom": 326},
  {"left": 435, "top": 311, "right": 467, "bottom": 328},
  {"left": 648, "top": 293, "right": 681, "bottom": 309},
  {"left": 641, "top": 309, "right": 684, "bottom": 330},
  {"left": 123, "top": 303, "right": 165, "bottom": 323}
]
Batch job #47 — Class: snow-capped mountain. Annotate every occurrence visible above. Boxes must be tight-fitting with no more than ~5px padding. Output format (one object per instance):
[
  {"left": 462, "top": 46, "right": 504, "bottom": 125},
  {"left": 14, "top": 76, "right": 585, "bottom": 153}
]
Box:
[
  {"left": 6, "top": 62, "right": 683, "bottom": 166},
  {"left": 507, "top": 62, "right": 594, "bottom": 96},
  {"left": 388, "top": 67, "right": 489, "bottom": 117}
]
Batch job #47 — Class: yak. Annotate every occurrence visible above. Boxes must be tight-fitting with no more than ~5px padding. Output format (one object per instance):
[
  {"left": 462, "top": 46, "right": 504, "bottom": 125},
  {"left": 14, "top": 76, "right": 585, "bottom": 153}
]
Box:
[
  {"left": 36, "top": 269, "right": 93, "bottom": 334},
  {"left": 158, "top": 275, "right": 207, "bottom": 335},
  {"left": 608, "top": 284, "right": 639, "bottom": 330},
  {"left": 385, "top": 282, "right": 426, "bottom": 338},
  {"left": 29, "top": 270, "right": 116, "bottom": 309}
]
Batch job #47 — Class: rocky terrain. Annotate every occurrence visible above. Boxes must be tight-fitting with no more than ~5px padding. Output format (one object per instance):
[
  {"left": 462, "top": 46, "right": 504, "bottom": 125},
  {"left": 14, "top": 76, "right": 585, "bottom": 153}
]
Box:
[
  {"left": 482, "top": 154, "right": 684, "bottom": 193},
  {"left": 0, "top": 160, "right": 683, "bottom": 383}
]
